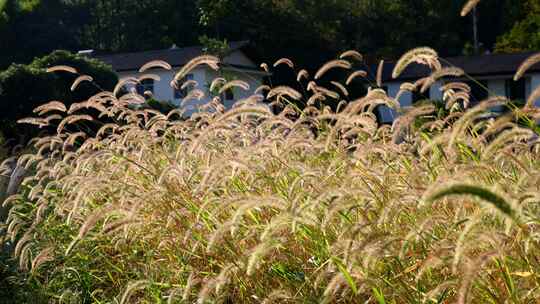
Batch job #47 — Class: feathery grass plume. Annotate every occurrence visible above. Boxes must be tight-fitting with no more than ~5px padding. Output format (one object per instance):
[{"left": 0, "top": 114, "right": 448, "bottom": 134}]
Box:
[
  {"left": 267, "top": 86, "right": 302, "bottom": 100},
  {"left": 395, "top": 82, "right": 417, "bottom": 100},
  {"left": 306, "top": 81, "right": 317, "bottom": 92},
  {"left": 515, "top": 53, "right": 540, "bottom": 81},
  {"left": 137, "top": 73, "right": 161, "bottom": 82},
  {"left": 307, "top": 93, "right": 326, "bottom": 106},
  {"left": 180, "top": 89, "right": 205, "bottom": 107},
  {"left": 440, "top": 82, "right": 471, "bottom": 93},
  {"left": 209, "top": 77, "right": 226, "bottom": 92},
  {"left": 424, "top": 183, "right": 517, "bottom": 219},
  {"left": 457, "top": 251, "right": 498, "bottom": 304},
  {"left": 315, "top": 59, "right": 352, "bottom": 79},
  {"left": 415, "top": 253, "right": 447, "bottom": 282},
  {"left": 119, "top": 92, "right": 146, "bottom": 104},
  {"left": 483, "top": 127, "right": 534, "bottom": 158},
  {"left": 346, "top": 70, "right": 368, "bottom": 85},
  {"left": 31, "top": 247, "right": 54, "bottom": 273},
  {"left": 255, "top": 84, "right": 271, "bottom": 95},
  {"left": 526, "top": 85, "right": 540, "bottom": 108},
  {"left": 261, "top": 290, "right": 292, "bottom": 304},
  {"left": 420, "top": 67, "right": 465, "bottom": 93},
  {"left": 273, "top": 58, "right": 294, "bottom": 69},
  {"left": 296, "top": 69, "right": 309, "bottom": 82},
  {"left": 376, "top": 60, "right": 384, "bottom": 87},
  {"left": 113, "top": 77, "right": 139, "bottom": 96},
  {"left": 138, "top": 60, "right": 172, "bottom": 72},
  {"left": 461, "top": 0, "right": 481, "bottom": 16},
  {"left": 445, "top": 91, "right": 471, "bottom": 110},
  {"left": 65, "top": 205, "right": 114, "bottom": 256},
  {"left": 451, "top": 214, "right": 481, "bottom": 273},
  {"left": 180, "top": 79, "right": 198, "bottom": 90},
  {"left": 44, "top": 114, "right": 62, "bottom": 124},
  {"left": 33, "top": 101, "right": 67, "bottom": 115},
  {"left": 309, "top": 84, "right": 340, "bottom": 99},
  {"left": 422, "top": 281, "right": 456, "bottom": 304},
  {"left": 46, "top": 65, "right": 78, "bottom": 74},
  {"left": 182, "top": 273, "right": 197, "bottom": 301},
  {"left": 449, "top": 96, "right": 507, "bottom": 146},
  {"left": 14, "top": 232, "right": 32, "bottom": 258},
  {"left": 67, "top": 101, "right": 91, "bottom": 114},
  {"left": 260, "top": 62, "right": 269, "bottom": 72},
  {"left": 174, "top": 55, "right": 219, "bottom": 84},
  {"left": 64, "top": 132, "right": 86, "bottom": 148},
  {"left": 17, "top": 117, "right": 47, "bottom": 128},
  {"left": 219, "top": 80, "right": 250, "bottom": 94},
  {"left": 56, "top": 115, "right": 93, "bottom": 134},
  {"left": 339, "top": 50, "right": 363, "bottom": 62},
  {"left": 392, "top": 47, "right": 438, "bottom": 79},
  {"left": 392, "top": 105, "right": 435, "bottom": 144},
  {"left": 322, "top": 273, "right": 347, "bottom": 302},
  {"left": 70, "top": 75, "right": 93, "bottom": 92},
  {"left": 119, "top": 280, "right": 150, "bottom": 304},
  {"left": 331, "top": 81, "right": 349, "bottom": 97},
  {"left": 19, "top": 244, "right": 31, "bottom": 271},
  {"left": 246, "top": 240, "right": 281, "bottom": 276}
]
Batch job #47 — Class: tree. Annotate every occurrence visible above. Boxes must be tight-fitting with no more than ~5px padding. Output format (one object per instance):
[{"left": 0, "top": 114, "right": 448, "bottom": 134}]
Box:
[
  {"left": 495, "top": 0, "right": 540, "bottom": 53},
  {"left": 0, "top": 50, "right": 118, "bottom": 141},
  {"left": 0, "top": 0, "right": 87, "bottom": 69}
]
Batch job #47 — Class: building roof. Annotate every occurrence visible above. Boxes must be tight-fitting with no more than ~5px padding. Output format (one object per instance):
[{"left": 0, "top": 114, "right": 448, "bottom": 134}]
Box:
[
  {"left": 91, "top": 41, "right": 252, "bottom": 72},
  {"left": 378, "top": 51, "right": 540, "bottom": 82}
]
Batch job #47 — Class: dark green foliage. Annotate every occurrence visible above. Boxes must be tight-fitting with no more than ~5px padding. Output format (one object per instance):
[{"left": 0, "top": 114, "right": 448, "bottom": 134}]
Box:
[
  {"left": 0, "top": 248, "right": 48, "bottom": 304},
  {"left": 495, "top": 0, "right": 540, "bottom": 53},
  {"left": 1, "top": 0, "right": 536, "bottom": 71},
  {"left": 145, "top": 98, "right": 177, "bottom": 114},
  {"left": 0, "top": 50, "right": 117, "bottom": 141}
]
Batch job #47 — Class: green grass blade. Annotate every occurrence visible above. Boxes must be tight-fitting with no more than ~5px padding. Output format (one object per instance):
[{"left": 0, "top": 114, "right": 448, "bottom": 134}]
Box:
[
  {"left": 372, "top": 287, "right": 387, "bottom": 304},
  {"left": 332, "top": 258, "right": 358, "bottom": 295}
]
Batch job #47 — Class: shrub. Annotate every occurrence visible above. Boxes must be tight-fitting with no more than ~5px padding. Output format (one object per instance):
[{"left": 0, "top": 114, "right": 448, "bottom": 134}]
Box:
[{"left": 0, "top": 50, "right": 117, "bottom": 142}]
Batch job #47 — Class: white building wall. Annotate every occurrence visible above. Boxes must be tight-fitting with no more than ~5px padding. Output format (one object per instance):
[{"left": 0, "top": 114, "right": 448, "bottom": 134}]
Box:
[
  {"left": 380, "top": 73, "right": 540, "bottom": 122},
  {"left": 429, "top": 81, "right": 443, "bottom": 101},
  {"left": 377, "top": 83, "right": 400, "bottom": 123},
  {"left": 119, "top": 66, "right": 264, "bottom": 116},
  {"left": 398, "top": 91, "right": 413, "bottom": 107},
  {"left": 205, "top": 69, "right": 264, "bottom": 108},
  {"left": 488, "top": 79, "right": 506, "bottom": 111}
]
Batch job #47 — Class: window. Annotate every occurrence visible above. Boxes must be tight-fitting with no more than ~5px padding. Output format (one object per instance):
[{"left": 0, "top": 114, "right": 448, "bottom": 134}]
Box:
[
  {"left": 505, "top": 78, "right": 526, "bottom": 101},
  {"left": 412, "top": 89, "right": 430, "bottom": 104},
  {"left": 222, "top": 88, "right": 234, "bottom": 101},
  {"left": 136, "top": 79, "right": 154, "bottom": 95},
  {"left": 174, "top": 74, "right": 194, "bottom": 99}
]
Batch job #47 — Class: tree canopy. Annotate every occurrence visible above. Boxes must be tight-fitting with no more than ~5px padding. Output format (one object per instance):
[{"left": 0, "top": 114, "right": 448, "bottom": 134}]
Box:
[
  {"left": 495, "top": 0, "right": 540, "bottom": 53},
  {"left": 0, "top": 0, "right": 538, "bottom": 70},
  {"left": 0, "top": 50, "right": 117, "bottom": 141}
]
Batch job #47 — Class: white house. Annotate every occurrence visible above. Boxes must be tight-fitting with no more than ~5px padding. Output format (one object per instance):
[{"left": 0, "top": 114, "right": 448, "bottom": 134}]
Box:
[
  {"left": 376, "top": 52, "right": 540, "bottom": 122},
  {"left": 85, "top": 41, "right": 268, "bottom": 115}
]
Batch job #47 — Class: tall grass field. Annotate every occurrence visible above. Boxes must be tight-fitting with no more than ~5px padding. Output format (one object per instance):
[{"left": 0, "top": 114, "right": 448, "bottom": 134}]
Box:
[{"left": 2, "top": 3, "right": 540, "bottom": 302}]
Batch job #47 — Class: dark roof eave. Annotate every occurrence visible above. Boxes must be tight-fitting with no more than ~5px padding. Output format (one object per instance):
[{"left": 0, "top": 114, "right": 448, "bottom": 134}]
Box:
[
  {"left": 115, "top": 63, "right": 269, "bottom": 75},
  {"left": 384, "top": 69, "right": 540, "bottom": 83}
]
